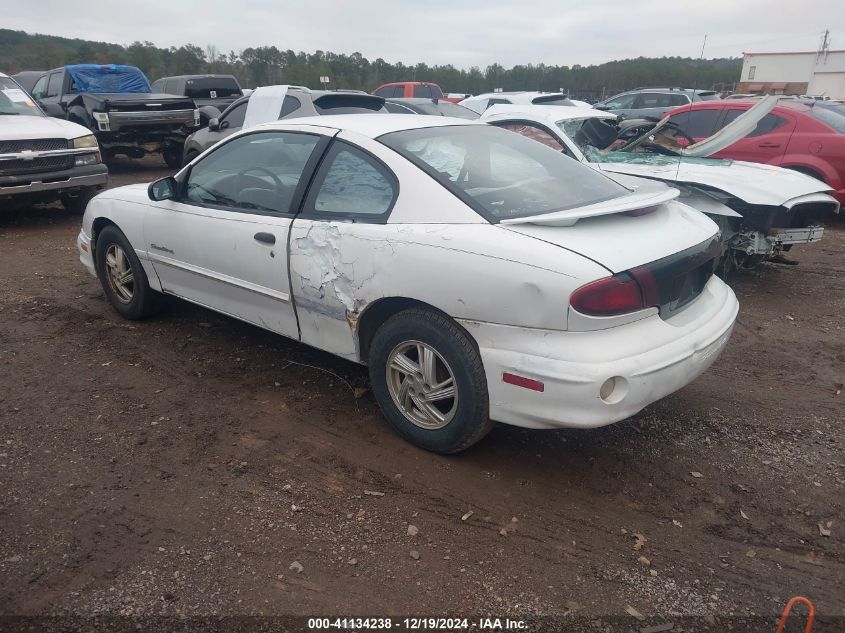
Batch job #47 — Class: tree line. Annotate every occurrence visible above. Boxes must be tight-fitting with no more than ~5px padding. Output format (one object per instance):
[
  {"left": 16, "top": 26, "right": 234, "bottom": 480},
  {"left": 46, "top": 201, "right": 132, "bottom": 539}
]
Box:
[{"left": 1, "top": 29, "right": 742, "bottom": 99}]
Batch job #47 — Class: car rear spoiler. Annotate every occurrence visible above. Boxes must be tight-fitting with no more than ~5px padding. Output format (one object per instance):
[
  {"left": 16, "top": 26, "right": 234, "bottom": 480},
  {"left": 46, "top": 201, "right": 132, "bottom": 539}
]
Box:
[{"left": 499, "top": 186, "right": 679, "bottom": 227}]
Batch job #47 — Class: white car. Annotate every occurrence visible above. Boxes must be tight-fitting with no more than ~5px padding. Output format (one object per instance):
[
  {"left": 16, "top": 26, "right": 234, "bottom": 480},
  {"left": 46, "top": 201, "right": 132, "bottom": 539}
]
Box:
[
  {"left": 1, "top": 72, "right": 107, "bottom": 212},
  {"left": 480, "top": 103, "right": 840, "bottom": 270},
  {"left": 77, "top": 115, "right": 738, "bottom": 453},
  {"left": 460, "top": 91, "right": 590, "bottom": 114}
]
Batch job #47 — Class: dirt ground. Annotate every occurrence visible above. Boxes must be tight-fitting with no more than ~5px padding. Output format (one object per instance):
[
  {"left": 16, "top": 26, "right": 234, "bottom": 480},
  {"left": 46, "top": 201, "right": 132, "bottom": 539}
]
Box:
[{"left": 1, "top": 156, "right": 843, "bottom": 632}]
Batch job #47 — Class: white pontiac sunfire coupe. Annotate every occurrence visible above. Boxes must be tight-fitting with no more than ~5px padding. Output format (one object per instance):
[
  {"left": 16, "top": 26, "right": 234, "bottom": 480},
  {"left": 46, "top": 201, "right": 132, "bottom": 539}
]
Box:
[{"left": 77, "top": 114, "right": 738, "bottom": 453}]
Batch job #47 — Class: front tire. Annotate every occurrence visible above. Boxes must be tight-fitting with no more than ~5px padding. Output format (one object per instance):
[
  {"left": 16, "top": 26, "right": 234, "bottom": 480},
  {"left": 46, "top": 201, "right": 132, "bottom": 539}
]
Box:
[
  {"left": 162, "top": 146, "right": 182, "bottom": 169},
  {"left": 61, "top": 186, "right": 98, "bottom": 214},
  {"left": 95, "top": 225, "right": 161, "bottom": 320},
  {"left": 369, "top": 308, "right": 492, "bottom": 453}
]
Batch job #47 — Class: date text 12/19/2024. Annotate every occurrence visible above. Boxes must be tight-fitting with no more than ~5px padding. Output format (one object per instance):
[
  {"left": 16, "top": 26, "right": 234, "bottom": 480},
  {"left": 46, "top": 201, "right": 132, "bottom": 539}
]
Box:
[{"left": 307, "top": 617, "right": 527, "bottom": 630}]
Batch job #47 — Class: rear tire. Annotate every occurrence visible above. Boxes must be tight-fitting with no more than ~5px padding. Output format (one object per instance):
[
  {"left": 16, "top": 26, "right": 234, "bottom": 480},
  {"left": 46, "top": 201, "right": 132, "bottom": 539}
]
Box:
[
  {"left": 368, "top": 308, "right": 492, "bottom": 454},
  {"left": 95, "top": 225, "right": 161, "bottom": 320}
]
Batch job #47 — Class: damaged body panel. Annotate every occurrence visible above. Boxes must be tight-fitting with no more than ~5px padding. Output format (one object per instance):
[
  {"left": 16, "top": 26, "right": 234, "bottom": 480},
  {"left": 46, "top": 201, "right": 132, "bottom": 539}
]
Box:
[
  {"left": 77, "top": 114, "right": 738, "bottom": 452},
  {"left": 482, "top": 105, "right": 840, "bottom": 270}
]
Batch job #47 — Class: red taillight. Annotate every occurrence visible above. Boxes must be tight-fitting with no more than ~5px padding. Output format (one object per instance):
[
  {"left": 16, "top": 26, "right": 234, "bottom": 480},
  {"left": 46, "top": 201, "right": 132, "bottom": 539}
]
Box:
[{"left": 570, "top": 273, "right": 645, "bottom": 317}]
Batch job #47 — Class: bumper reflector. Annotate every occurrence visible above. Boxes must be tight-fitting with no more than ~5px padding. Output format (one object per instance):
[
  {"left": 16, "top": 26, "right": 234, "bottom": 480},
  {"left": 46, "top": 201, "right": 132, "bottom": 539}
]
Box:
[{"left": 503, "top": 372, "right": 544, "bottom": 392}]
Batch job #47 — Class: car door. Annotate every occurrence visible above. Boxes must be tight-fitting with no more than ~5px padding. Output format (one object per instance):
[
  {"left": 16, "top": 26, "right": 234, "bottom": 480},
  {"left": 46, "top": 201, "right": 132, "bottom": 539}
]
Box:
[
  {"left": 708, "top": 107, "right": 795, "bottom": 164},
  {"left": 288, "top": 137, "right": 399, "bottom": 358},
  {"left": 144, "top": 128, "right": 332, "bottom": 338},
  {"left": 33, "top": 71, "right": 65, "bottom": 118}
]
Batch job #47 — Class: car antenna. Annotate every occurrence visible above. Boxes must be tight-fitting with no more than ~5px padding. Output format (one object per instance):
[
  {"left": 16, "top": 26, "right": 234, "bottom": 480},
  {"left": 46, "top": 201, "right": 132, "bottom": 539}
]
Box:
[{"left": 676, "top": 34, "right": 707, "bottom": 186}]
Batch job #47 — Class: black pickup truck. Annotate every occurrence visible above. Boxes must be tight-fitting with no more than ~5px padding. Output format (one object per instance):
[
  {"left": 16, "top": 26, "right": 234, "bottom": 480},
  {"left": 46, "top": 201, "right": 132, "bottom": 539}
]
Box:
[
  {"left": 151, "top": 74, "right": 243, "bottom": 124},
  {"left": 29, "top": 64, "right": 199, "bottom": 167}
]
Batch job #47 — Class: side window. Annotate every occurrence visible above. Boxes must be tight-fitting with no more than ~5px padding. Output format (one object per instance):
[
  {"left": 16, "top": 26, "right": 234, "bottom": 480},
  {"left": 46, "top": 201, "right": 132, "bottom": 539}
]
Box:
[
  {"left": 717, "top": 109, "right": 788, "bottom": 137},
  {"left": 602, "top": 93, "right": 636, "bottom": 109},
  {"left": 635, "top": 93, "right": 669, "bottom": 109},
  {"left": 384, "top": 102, "right": 414, "bottom": 113},
  {"left": 667, "top": 109, "right": 721, "bottom": 138},
  {"left": 307, "top": 142, "right": 397, "bottom": 218},
  {"left": 413, "top": 84, "right": 432, "bottom": 98},
  {"left": 31, "top": 75, "right": 48, "bottom": 100},
  {"left": 373, "top": 86, "right": 392, "bottom": 97},
  {"left": 151, "top": 79, "right": 164, "bottom": 92},
  {"left": 668, "top": 93, "right": 690, "bottom": 107},
  {"left": 499, "top": 123, "right": 564, "bottom": 152},
  {"left": 390, "top": 85, "right": 405, "bottom": 98},
  {"left": 46, "top": 72, "right": 63, "bottom": 98},
  {"left": 185, "top": 131, "right": 321, "bottom": 213},
  {"left": 165, "top": 79, "right": 179, "bottom": 94},
  {"left": 221, "top": 101, "right": 247, "bottom": 128},
  {"left": 280, "top": 95, "right": 301, "bottom": 117},
  {"left": 430, "top": 85, "right": 444, "bottom": 99}
]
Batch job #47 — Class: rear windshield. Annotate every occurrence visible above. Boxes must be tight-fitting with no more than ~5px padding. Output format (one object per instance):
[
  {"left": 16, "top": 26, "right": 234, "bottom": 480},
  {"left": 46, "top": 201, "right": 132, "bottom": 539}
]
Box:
[
  {"left": 808, "top": 104, "right": 845, "bottom": 133},
  {"left": 0, "top": 77, "right": 42, "bottom": 116},
  {"left": 531, "top": 95, "right": 575, "bottom": 106},
  {"left": 379, "top": 124, "right": 628, "bottom": 221},
  {"left": 416, "top": 101, "right": 479, "bottom": 119},
  {"left": 185, "top": 77, "right": 241, "bottom": 99},
  {"left": 313, "top": 94, "right": 386, "bottom": 114}
]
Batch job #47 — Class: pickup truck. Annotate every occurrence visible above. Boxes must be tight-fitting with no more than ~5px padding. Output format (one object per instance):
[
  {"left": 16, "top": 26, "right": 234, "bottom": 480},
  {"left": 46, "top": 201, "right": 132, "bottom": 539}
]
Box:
[
  {"left": 29, "top": 64, "right": 199, "bottom": 167},
  {"left": 150, "top": 74, "right": 243, "bottom": 124},
  {"left": 1, "top": 72, "right": 107, "bottom": 213}
]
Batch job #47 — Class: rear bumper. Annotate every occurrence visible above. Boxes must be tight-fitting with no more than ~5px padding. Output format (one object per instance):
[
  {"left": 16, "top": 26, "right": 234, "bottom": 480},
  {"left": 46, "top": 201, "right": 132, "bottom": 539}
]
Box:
[
  {"left": 461, "top": 275, "right": 738, "bottom": 429},
  {"left": 0, "top": 164, "right": 107, "bottom": 197}
]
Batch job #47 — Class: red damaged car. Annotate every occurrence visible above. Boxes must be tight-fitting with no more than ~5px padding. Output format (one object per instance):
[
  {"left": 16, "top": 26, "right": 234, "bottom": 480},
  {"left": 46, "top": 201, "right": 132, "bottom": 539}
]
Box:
[{"left": 662, "top": 99, "right": 845, "bottom": 204}]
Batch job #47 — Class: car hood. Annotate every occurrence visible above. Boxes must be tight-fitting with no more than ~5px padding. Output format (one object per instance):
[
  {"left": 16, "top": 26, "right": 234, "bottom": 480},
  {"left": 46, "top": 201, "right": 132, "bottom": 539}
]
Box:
[
  {"left": 0, "top": 114, "right": 91, "bottom": 140},
  {"left": 595, "top": 154, "right": 833, "bottom": 206}
]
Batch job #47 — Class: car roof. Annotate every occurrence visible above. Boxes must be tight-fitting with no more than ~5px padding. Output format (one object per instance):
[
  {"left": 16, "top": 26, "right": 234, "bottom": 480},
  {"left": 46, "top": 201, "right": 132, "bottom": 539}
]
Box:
[
  {"left": 254, "top": 113, "right": 480, "bottom": 138},
  {"left": 682, "top": 98, "right": 813, "bottom": 112},
  {"left": 388, "top": 98, "right": 448, "bottom": 105},
  {"left": 377, "top": 81, "right": 439, "bottom": 86},
  {"left": 151, "top": 73, "right": 235, "bottom": 81},
  {"left": 483, "top": 104, "right": 614, "bottom": 123}
]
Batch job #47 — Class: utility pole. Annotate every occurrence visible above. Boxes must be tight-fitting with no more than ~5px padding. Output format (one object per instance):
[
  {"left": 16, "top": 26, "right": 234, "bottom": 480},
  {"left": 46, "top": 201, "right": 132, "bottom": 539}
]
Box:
[{"left": 818, "top": 29, "right": 830, "bottom": 62}]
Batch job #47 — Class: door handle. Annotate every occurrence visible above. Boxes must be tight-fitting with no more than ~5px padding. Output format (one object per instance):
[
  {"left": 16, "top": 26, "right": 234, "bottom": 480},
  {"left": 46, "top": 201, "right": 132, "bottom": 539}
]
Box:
[
  {"left": 758, "top": 141, "right": 781, "bottom": 148},
  {"left": 253, "top": 232, "right": 276, "bottom": 245}
]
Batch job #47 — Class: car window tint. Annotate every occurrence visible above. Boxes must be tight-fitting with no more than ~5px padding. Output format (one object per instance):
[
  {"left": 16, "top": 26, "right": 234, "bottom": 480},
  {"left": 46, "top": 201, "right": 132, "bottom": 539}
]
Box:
[
  {"left": 667, "top": 109, "right": 721, "bottom": 137},
  {"left": 310, "top": 143, "right": 396, "bottom": 216},
  {"left": 280, "top": 95, "right": 302, "bottom": 117},
  {"left": 185, "top": 131, "right": 320, "bottom": 213},
  {"left": 221, "top": 101, "right": 247, "bottom": 127},
  {"left": 385, "top": 102, "right": 415, "bottom": 114},
  {"left": 602, "top": 93, "right": 636, "bottom": 109},
  {"left": 46, "top": 72, "right": 63, "bottom": 97},
  {"left": 413, "top": 85, "right": 432, "bottom": 98},
  {"left": 668, "top": 93, "right": 690, "bottom": 107},
  {"left": 719, "top": 109, "right": 788, "bottom": 137},
  {"left": 381, "top": 125, "right": 627, "bottom": 221},
  {"left": 635, "top": 93, "right": 672, "bottom": 109},
  {"left": 430, "top": 85, "right": 444, "bottom": 99},
  {"left": 499, "top": 123, "right": 564, "bottom": 151},
  {"left": 31, "top": 75, "right": 48, "bottom": 100}
]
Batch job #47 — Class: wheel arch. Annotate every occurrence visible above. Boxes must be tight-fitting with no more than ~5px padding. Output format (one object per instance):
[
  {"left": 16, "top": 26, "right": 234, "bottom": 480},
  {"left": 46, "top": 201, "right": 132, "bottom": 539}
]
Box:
[{"left": 355, "top": 296, "right": 478, "bottom": 364}]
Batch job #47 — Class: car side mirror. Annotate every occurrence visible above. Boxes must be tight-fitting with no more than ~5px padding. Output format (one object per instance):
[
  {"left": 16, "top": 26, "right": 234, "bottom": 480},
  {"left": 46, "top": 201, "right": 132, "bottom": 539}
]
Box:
[
  {"left": 148, "top": 176, "right": 177, "bottom": 201},
  {"left": 594, "top": 104, "right": 610, "bottom": 111},
  {"left": 208, "top": 118, "right": 220, "bottom": 131},
  {"left": 220, "top": 119, "right": 230, "bottom": 130}
]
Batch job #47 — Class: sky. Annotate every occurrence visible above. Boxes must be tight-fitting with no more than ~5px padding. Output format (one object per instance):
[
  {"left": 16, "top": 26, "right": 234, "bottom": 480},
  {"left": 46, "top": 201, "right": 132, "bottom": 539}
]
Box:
[{"left": 4, "top": 0, "right": 845, "bottom": 68}]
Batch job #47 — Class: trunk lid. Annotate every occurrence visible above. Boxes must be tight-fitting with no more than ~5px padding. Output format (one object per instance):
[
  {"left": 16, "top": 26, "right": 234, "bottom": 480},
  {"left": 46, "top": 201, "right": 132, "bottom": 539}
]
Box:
[{"left": 499, "top": 177, "right": 719, "bottom": 273}]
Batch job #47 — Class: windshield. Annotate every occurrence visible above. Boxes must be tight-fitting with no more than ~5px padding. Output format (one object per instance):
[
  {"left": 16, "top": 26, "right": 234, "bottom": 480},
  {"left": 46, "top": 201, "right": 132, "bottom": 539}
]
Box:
[
  {"left": 808, "top": 104, "right": 845, "bottom": 133},
  {"left": 559, "top": 117, "right": 690, "bottom": 161},
  {"left": 379, "top": 124, "right": 629, "bottom": 221},
  {"left": 185, "top": 77, "right": 241, "bottom": 99},
  {"left": 0, "top": 77, "right": 42, "bottom": 116}
]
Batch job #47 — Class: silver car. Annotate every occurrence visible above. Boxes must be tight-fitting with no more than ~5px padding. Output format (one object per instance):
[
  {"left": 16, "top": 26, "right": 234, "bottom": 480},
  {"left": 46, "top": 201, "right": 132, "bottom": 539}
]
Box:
[
  {"left": 181, "top": 87, "right": 386, "bottom": 164},
  {"left": 594, "top": 88, "right": 720, "bottom": 119}
]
